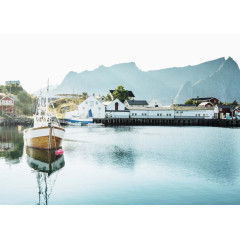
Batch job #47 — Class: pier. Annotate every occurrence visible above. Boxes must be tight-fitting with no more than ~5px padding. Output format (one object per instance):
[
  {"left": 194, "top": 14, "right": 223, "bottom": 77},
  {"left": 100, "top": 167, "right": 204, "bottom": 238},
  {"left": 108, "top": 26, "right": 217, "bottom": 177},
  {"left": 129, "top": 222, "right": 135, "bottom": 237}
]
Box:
[
  {"left": 0, "top": 117, "right": 33, "bottom": 126},
  {"left": 93, "top": 118, "right": 240, "bottom": 127}
]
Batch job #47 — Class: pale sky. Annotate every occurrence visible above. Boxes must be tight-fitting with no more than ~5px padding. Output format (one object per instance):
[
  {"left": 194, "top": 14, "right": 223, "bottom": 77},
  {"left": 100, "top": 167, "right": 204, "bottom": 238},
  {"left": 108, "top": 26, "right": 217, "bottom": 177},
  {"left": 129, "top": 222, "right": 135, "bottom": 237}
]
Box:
[{"left": 0, "top": 35, "right": 239, "bottom": 93}]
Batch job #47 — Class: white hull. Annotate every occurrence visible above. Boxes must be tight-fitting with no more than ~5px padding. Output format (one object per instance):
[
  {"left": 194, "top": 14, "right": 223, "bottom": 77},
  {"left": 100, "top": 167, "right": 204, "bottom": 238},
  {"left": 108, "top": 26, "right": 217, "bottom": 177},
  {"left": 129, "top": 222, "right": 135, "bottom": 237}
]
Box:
[{"left": 24, "top": 127, "right": 65, "bottom": 149}]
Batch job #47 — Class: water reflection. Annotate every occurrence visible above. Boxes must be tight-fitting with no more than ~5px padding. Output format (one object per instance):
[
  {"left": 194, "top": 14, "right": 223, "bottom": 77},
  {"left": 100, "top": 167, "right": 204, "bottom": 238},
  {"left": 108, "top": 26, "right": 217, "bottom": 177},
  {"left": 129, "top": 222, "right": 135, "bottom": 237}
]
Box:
[
  {"left": 0, "top": 127, "right": 23, "bottom": 162},
  {"left": 25, "top": 147, "right": 65, "bottom": 205},
  {"left": 96, "top": 145, "right": 136, "bottom": 169}
]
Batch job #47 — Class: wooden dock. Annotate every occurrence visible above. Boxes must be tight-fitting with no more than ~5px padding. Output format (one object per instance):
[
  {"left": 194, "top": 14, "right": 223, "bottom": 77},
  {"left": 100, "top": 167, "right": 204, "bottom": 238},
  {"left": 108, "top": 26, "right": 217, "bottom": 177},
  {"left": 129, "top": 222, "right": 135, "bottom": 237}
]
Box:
[{"left": 93, "top": 118, "right": 240, "bottom": 127}]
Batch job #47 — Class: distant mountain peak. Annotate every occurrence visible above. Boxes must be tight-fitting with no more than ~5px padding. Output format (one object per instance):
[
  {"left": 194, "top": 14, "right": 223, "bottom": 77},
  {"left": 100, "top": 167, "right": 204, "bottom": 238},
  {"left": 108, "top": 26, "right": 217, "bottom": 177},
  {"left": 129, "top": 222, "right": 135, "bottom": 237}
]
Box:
[{"left": 48, "top": 57, "right": 240, "bottom": 104}]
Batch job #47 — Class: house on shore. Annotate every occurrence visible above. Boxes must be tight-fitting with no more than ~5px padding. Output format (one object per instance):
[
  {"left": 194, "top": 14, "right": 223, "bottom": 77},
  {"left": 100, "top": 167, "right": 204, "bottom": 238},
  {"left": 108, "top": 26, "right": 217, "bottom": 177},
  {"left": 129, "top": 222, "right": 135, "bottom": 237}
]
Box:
[
  {"left": 65, "top": 96, "right": 105, "bottom": 119},
  {"left": 175, "top": 106, "right": 214, "bottom": 119},
  {"left": 125, "top": 100, "right": 149, "bottom": 108},
  {"left": 148, "top": 100, "right": 162, "bottom": 108},
  {"left": 106, "top": 99, "right": 129, "bottom": 118},
  {"left": 127, "top": 107, "right": 174, "bottom": 119},
  {"left": 198, "top": 102, "right": 213, "bottom": 107},
  {"left": 214, "top": 105, "right": 236, "bottom": 119},
  {"left": 0, "top": 96, "right": 14, "bottom": 115},
  {"left": 233, "top": 107, "right": 240, "bottom": 117},
  {"left": 5, "top": 80, "right": 20, "bottom": 85},
  {"left": 191, "top": 97, "right": 219, "bottom": 105}
]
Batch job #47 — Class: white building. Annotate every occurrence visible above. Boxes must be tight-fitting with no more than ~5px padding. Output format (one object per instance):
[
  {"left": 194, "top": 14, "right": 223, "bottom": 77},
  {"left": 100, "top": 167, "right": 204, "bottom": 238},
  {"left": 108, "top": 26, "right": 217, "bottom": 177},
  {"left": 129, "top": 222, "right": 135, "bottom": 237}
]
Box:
[
  {"left": 105, "top": 99, "right": 130, "bottom": 118},
  {"left": 128, "top": 107, "right": 174, "bottom": 119},
  {"left": 148, "top": 100, "right": 163, "bottom": 108},
  {"left": 174, "top": 107, "right": 214, "bottom": 119},
  {"left": 65, "top": 96, "right": 105, "bottom": 119}
]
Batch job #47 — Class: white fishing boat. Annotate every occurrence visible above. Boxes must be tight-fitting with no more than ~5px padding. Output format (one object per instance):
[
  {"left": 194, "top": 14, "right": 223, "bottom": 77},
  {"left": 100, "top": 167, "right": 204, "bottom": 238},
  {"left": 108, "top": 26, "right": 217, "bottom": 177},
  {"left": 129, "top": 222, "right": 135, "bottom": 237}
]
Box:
[{"left": 23, "top": 84, "right": 65, "bottom": 150}]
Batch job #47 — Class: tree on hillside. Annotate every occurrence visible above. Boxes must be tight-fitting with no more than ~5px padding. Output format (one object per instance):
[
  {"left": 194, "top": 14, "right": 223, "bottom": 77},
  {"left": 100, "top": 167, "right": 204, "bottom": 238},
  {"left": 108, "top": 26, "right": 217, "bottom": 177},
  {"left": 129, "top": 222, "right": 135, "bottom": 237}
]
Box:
[
  {"left": 184, "top": 99, "right": 201, "bottom": 106},
  {"left": 112, "top": 86, "right": 129, "bottom": 103},
  {"left": 82, "top": 92, "right": 88, "bottom": 100},
  {"left": 105, "top": 93, "right": 112, "bottom": 101}
]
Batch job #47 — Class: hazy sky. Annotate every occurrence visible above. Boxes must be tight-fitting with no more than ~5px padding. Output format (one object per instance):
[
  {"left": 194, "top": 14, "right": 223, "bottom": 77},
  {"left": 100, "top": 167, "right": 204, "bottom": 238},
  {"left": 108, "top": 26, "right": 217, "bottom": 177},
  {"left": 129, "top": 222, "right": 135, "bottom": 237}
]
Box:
[{"left": 0, "top": 35, "right": 239, "bottom": 93}]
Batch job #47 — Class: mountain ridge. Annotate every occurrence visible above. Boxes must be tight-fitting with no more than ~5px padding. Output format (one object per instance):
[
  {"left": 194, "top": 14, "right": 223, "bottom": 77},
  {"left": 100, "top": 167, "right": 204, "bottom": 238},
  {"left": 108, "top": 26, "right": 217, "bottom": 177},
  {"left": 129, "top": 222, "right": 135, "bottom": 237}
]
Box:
[{"left": 47, "top": 57, "right": 240, "bottom": 104}]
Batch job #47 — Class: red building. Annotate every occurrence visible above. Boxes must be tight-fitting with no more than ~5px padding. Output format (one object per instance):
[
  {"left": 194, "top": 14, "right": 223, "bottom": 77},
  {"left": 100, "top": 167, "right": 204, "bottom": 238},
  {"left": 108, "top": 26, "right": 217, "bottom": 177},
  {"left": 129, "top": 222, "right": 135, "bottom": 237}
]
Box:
[
  {"left": 0, "top": 96, "right": 14, "bottom": 115},
  {"left": 233, "top": 107, "right": 240, "bottom": 117}
]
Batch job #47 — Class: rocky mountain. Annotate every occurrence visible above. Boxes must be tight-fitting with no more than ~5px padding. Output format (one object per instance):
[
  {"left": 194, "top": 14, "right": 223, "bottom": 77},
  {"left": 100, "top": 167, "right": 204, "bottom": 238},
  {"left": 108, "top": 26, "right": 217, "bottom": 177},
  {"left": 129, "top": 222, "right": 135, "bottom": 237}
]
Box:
[
  {"left": 175, "top": 57, "right": 240, "bottom": 103},
  {"left": 48, "top": 57, "right": 240, "bottom": 104}
]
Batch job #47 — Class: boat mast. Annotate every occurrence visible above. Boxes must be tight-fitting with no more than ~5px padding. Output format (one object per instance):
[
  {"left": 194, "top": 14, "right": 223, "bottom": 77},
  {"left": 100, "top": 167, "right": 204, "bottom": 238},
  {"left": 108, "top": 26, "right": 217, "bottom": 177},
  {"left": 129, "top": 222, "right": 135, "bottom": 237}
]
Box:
[{"left": 46, "top": 79, "right": 49, "bottom": 115}]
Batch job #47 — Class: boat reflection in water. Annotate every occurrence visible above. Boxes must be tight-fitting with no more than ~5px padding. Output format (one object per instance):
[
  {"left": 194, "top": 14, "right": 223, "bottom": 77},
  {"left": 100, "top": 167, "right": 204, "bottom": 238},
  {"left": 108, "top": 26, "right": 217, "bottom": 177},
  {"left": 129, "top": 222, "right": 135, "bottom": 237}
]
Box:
[{"left": 25, "top": 147, "right": 65, "bottom": 205}]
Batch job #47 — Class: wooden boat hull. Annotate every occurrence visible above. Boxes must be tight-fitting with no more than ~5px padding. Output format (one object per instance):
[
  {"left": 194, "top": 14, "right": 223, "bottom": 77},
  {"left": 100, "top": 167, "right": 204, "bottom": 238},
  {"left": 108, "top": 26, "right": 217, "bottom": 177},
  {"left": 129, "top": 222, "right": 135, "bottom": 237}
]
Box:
[{"left": 23, "top": 126, "right": 65, "bottom": 150}]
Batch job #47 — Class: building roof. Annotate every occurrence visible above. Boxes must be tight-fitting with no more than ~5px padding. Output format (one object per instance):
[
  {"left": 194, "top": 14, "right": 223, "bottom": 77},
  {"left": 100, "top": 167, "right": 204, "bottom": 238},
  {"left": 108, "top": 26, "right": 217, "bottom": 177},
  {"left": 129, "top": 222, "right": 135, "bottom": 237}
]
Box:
[
  {"left": 191, "top": 97, "right": 217, "bottom": 101},
  {"left": 198, "top": 102, "right": 213, "bottom": 107},
  {"left": 109, "top": 90, "right": 135, "bottom": 97},
  {"left": 217, "top": 105, "right": 236, "bottom": 109},
  {"left": 102, "top": 101, "right": 112, "bottom": 106},
  {"left": 174, "top": 104, "right": 195, "bottom": 107},
  {"left": 0, "top": 96, "right": 14, "bottom": 101},
  {"left": 127, "top": 106, "right": 214, "bottom": 111},
  {"left": 126, "top": 100, "right": 148, "bottom": 105},
  {"left": 106, "top": 110, "right": 130, "bottom": 112}
]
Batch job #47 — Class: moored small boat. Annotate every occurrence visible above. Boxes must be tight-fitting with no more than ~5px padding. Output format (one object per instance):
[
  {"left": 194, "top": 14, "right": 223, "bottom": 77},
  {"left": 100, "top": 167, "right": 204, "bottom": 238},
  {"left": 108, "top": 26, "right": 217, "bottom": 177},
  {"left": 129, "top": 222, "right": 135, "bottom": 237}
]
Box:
[{"left": 65, "top": 109, "right": 94, "bottom": 126}]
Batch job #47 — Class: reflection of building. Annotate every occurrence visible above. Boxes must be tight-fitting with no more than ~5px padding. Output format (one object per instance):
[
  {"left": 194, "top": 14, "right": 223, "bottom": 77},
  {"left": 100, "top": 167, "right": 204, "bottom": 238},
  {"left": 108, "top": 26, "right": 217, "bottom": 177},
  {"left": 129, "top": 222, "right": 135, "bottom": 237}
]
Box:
[
  {"left": 0, "top": 127, "right": 15, "bottom": 151},
  {"left": 0, "top": 142, "right": 14, "bottom": 151}
]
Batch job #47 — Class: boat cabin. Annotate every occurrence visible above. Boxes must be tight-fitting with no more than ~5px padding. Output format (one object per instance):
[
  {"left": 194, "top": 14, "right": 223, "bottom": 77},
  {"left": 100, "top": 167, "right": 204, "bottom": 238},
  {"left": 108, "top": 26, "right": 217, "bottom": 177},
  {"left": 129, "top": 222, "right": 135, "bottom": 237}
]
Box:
[{"left": 33, "top": 115, "right": 59, "bottom": 128}]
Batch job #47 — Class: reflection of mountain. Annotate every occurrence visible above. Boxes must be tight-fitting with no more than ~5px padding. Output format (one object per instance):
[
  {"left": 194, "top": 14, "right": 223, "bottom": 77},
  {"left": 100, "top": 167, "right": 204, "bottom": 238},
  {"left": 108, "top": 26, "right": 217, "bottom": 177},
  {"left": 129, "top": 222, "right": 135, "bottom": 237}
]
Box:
[
  {"left": 26, "top": 147, "right": 65, "bottom": 205},
  {"left": 0, "top": 126, "right": 24, "bottom": 162}
]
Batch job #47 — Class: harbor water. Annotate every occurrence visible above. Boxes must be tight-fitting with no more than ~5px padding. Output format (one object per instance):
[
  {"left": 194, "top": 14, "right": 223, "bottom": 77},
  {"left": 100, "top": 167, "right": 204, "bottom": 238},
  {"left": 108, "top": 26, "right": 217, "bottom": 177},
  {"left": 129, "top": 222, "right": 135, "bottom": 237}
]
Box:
[{"left": 1, "top": 125, "right": 240, "bottom": 205}]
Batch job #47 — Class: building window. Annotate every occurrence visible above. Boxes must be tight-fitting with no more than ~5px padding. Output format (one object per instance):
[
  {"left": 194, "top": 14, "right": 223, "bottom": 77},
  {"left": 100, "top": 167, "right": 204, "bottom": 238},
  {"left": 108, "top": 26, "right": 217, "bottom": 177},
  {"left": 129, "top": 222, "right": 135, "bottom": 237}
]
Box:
[
  {"left": 169, "top": 114, "right": 171, "bottom": 116},
  {"left": 83, "top": 107, "right": 85, "bottom": 110},
  {"left": 98, "top": 107, "right": 101, "bottom": 111},
  {"left": 96, "top": 102, "right": 98, "bottom": 104},
  {"left": 132, "top": 113, "right": 134, "bottom": 116},
  {"left": 85, "top": 101, "right": 88, "bottom": 104},
  {"left": 89, "top": 101, "right": 94, "bottom": 107},
  {"left": 157, "top": 113, "right": 159, "bottom": 116},
  {"left": 135, "top": 113, "right": 137, "bottom": 116}
]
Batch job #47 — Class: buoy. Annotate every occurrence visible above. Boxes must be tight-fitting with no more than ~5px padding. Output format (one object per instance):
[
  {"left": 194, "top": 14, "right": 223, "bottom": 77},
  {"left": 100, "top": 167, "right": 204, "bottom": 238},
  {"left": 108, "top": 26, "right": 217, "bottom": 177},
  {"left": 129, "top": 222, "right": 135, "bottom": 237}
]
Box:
[
  {"left": 55, "top": 149, "right": 64, "bottom": 155},
  {"left": 18, "top": 125, "right": 22, "bottom": 133}
]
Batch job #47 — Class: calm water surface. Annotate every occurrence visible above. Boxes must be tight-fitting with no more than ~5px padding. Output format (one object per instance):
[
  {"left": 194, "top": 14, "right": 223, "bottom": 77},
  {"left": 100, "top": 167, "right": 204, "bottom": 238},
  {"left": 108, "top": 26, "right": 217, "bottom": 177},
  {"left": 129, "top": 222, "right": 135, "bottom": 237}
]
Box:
[{"left": 1, "top": 125, "right": 240, "bottom": 205}]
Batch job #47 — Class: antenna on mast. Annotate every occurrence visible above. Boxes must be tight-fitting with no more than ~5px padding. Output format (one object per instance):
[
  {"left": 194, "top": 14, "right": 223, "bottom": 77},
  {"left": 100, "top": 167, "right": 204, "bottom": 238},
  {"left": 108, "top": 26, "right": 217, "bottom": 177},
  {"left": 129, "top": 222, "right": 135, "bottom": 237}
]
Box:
[{"left": 46, "top": 79, "right": 49, "bottom": 114}]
